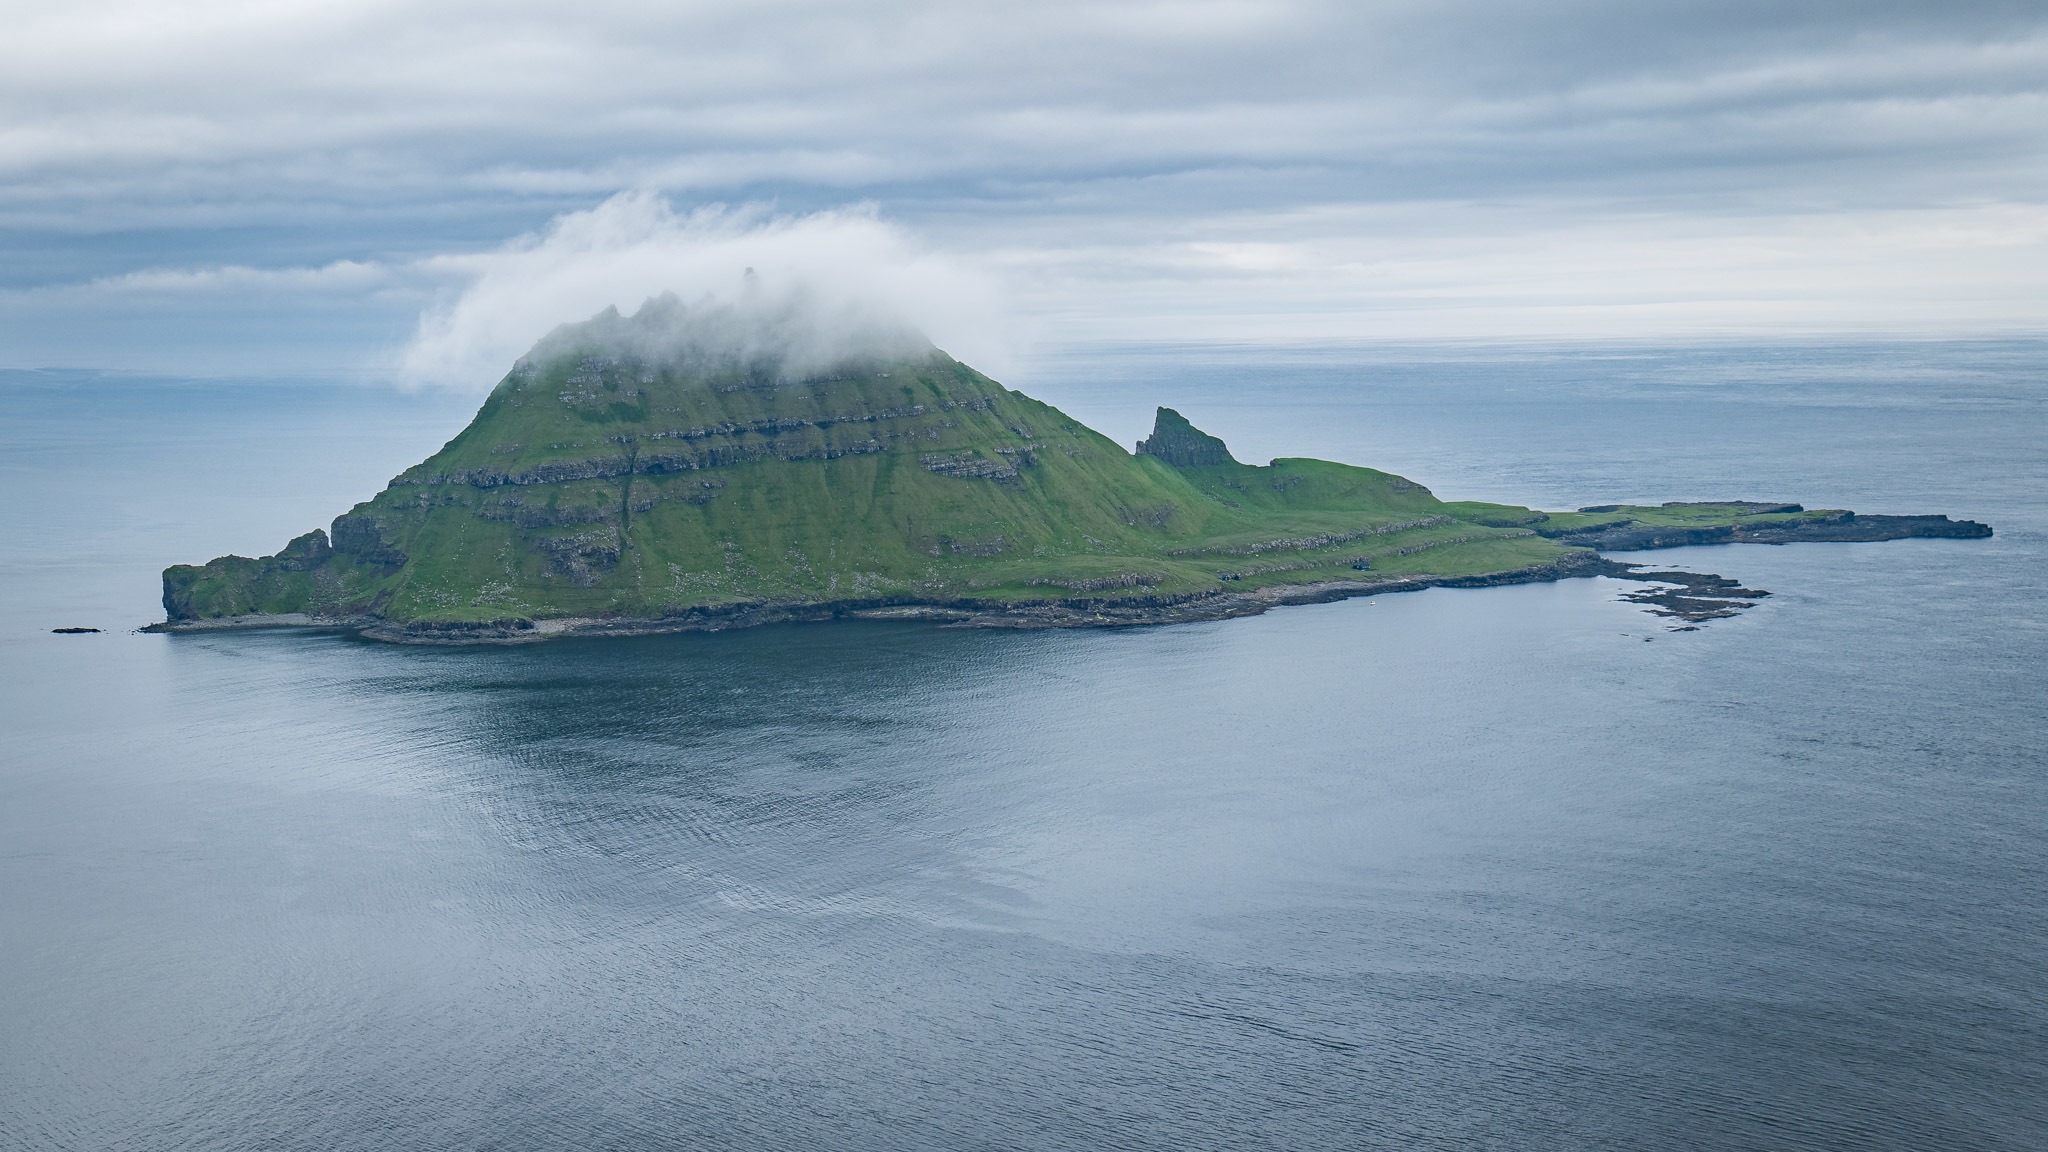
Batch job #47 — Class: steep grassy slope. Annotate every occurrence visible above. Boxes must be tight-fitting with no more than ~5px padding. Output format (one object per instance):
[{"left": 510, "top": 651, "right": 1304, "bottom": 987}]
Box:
[
  {"left": 159, "top": 300, "right": 1987, "bottom": 639},
  {"left": 162, "top": 304, "right": 1578, "bottom": 632}
]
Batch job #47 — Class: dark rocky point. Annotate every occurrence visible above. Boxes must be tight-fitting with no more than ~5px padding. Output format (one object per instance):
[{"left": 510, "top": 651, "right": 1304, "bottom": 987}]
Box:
[{"left": 1135, "top": 407, "right": 1239, "bottom": 466}]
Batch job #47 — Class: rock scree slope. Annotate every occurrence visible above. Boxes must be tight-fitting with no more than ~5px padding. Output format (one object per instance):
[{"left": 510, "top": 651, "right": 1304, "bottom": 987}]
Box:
[{"left": 154, "top": 299, "right": 1992, "bottom": 642}]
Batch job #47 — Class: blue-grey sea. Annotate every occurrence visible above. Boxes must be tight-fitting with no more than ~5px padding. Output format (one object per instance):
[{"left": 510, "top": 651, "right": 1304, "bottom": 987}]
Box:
[{"left": 2, "top": 342, "right": 2044, "bottom": 1151}]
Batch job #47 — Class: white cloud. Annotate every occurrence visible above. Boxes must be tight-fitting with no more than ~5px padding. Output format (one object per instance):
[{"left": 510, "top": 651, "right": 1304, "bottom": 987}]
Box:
[
  {"left": 86, "top": 260, "right": 397, "bottom": 295},
  {"left": 2, "top": 1, "right": 2045, "bottom": 370},
  {"left": 396, "top": 193, "right": 1006, "bottom": 388},
  {"left": 3, "top": 1, "right": 2042, "bottom": 216},
  {"left": 986, "top": 200, "right": 2048, "bottom": 343},
  {"left": 5, "top": 192, "right": 2044, "bottom": 377}
]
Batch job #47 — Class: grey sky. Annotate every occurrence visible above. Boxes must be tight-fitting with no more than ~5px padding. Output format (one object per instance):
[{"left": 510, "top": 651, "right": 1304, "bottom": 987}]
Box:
[{"left": 3, "top": 0, "right": 2043, "bottom": 377}]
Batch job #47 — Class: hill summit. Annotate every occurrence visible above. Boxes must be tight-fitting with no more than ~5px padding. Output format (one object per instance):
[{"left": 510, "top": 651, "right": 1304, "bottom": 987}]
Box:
[{"left": 156, "top": 297, "right": 1991, "bottom": 641}]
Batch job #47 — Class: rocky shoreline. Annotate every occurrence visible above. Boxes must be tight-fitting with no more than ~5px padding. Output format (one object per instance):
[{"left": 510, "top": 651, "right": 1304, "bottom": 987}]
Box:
[
  {"left": 1539, "top": 509, "right": 1990, "bottom": 550},
  {"left": 149, "top": 314, "right": 1999, "bottom": 647},
  {"left": 144, "top": 502, "right": 2000, "bottom": 642},
  {"left": 140, "top": 548, "right": 1806, "bottom": 643}
]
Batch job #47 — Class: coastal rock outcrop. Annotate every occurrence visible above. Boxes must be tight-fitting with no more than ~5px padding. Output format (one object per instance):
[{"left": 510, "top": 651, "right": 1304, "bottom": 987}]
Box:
[
  {"left": 1135, "top": 407, "right": 1238, "bottom": 466},
  {"left": 1539, "top": 505, "right": 1991, "bottom": 550}
]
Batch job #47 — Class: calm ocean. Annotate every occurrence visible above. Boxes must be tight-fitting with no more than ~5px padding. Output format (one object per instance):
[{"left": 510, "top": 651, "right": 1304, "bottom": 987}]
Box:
[{"left": 2, "top": 342, "right": 2043, "bottom": 1150}]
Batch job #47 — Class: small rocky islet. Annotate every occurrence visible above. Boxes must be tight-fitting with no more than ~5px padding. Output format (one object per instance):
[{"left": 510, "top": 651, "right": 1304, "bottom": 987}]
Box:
[{"left": 152, "top": 296, "right": 1992, "bottom": 642}]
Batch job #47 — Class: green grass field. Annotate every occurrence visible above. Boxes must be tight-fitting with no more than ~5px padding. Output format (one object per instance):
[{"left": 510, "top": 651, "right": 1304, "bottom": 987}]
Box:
[{"left": 162, "top": 322, "right": 1849, "bottom": 628}]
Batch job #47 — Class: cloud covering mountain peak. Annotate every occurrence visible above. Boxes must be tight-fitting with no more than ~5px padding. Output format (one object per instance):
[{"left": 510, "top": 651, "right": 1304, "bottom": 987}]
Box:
[
  {"left": 397, "top": 194, "right": 999, "bottom": 389},
  {"left": 517, "top": 286, "right": 937, "bottom": 383}
]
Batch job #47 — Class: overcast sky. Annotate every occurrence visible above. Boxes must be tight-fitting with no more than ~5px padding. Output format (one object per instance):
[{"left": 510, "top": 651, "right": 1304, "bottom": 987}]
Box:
[{"left": 2, "top": 0, "right": 2044, "bottom": 380}]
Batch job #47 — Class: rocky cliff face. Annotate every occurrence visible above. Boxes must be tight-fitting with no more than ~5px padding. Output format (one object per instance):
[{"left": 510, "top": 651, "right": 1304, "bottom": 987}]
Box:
[
  {"left": 1135, "top": 407, "right": 1238, "bottom": 467},
  {"left": 159, "top": 298, "right": 1495, "bottom": 632},
  {"left": 154, "top": 296, "right": 1994, "bottom": 641}
]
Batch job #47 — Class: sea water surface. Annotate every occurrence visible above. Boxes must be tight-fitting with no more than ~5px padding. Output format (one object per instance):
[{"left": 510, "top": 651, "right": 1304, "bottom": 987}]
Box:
[{"left": 2, "top": 343, "right": 2044, "bottom": 1151}]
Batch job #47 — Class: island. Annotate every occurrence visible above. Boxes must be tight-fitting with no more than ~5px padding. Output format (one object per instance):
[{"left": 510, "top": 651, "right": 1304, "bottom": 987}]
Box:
[{"left": 151, "top": 296, "right": 1992, "bottom": 642}]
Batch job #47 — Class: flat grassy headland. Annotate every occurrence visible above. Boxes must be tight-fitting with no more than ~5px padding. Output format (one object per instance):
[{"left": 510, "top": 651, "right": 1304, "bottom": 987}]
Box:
[{"left": 153, "top": 300, "right": 1992, "bottom": 642}]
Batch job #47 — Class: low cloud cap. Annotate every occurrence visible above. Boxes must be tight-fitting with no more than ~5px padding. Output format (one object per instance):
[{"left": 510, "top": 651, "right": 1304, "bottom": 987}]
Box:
[
  {"left": 518, "top": 285, "right": 937, "bottom": 384},
  {"left": 398, "top": 194, "right": 1001, "bottom": 389}
]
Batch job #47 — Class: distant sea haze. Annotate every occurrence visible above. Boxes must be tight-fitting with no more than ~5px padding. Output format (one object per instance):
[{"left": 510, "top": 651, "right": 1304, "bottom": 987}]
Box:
[{"left": 1, "top": 341, "right": 2043, "bottom": 1151}]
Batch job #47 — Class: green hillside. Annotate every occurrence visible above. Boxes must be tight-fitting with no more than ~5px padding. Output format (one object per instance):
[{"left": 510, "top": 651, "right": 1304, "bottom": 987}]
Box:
[{"left": 157, "top": 298, "right": 1987, "bottom": 640}]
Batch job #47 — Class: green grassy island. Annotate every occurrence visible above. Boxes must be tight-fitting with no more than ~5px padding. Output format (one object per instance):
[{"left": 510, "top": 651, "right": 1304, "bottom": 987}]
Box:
[{"left": 154, "top": 297, "right": 1992, "bottom": 642}]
